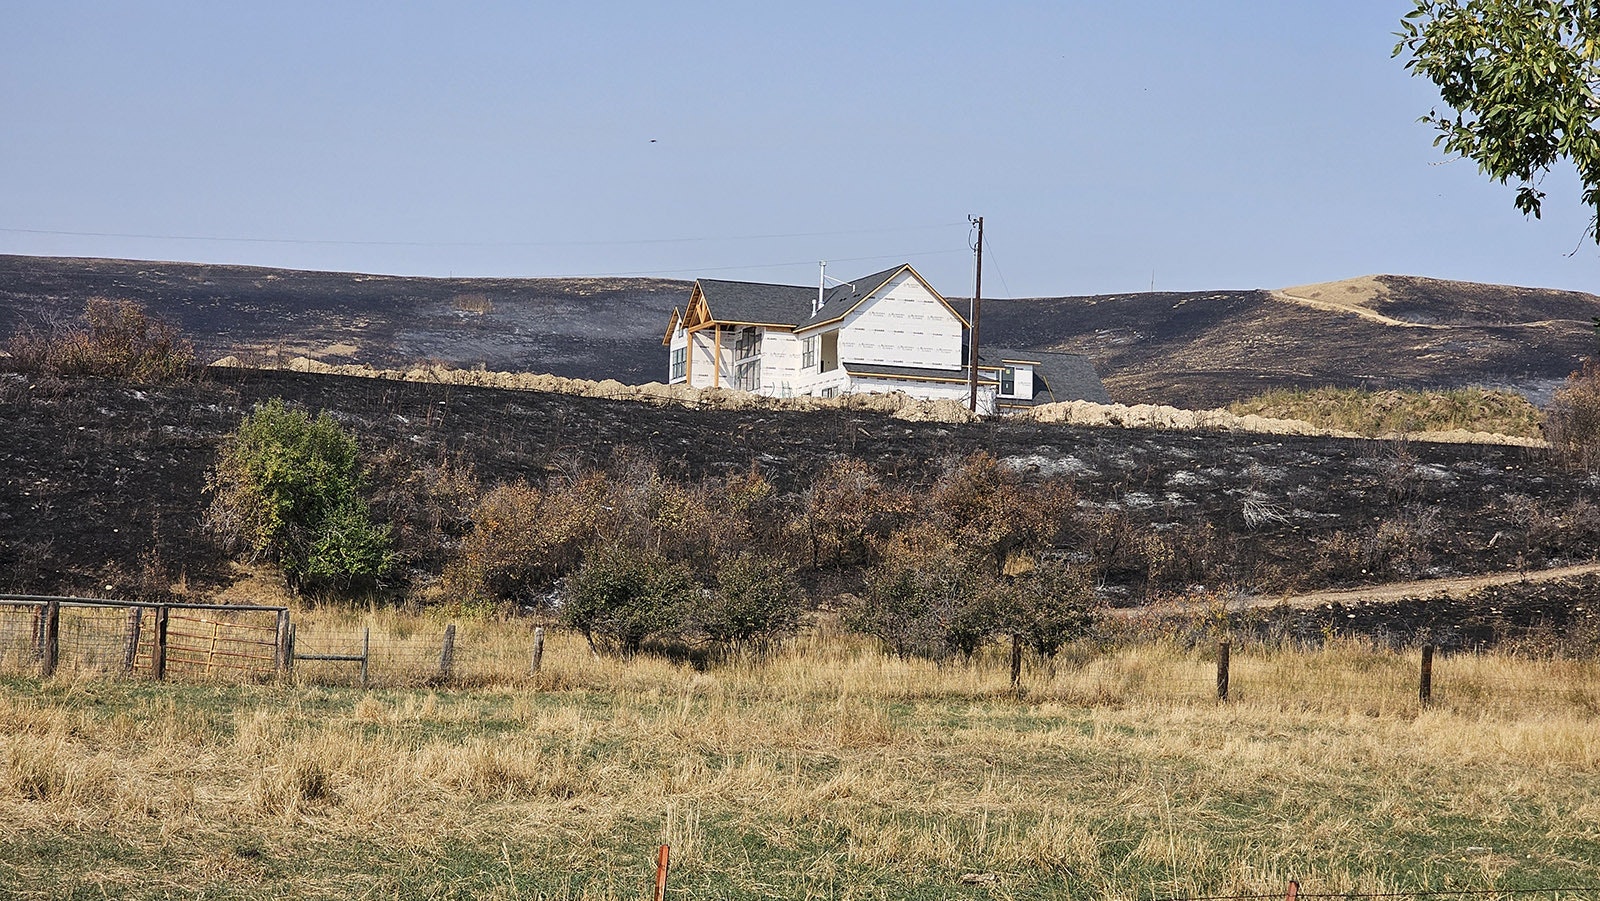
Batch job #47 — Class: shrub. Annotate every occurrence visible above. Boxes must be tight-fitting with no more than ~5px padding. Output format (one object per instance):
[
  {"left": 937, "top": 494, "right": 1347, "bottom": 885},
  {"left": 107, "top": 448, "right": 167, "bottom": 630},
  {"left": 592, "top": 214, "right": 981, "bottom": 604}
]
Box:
[
  {"left": 1545, "top": 360, "right": 1600, "bottom": 470},
  {"left": 697, "top": 552, "right": 804, "bottom": 654},
  {"left": 440, "top": 481, "right": 550, "bottom": 609},
  {"left": 6, "top": 298, "right": 194, "bottom": 381},
  {"left": 205, "top": 398, "right": 395, "bottom": 597},
  {"left": 994, "top": 562, "right": 1099, "bottom": 659},
  {"left": 849, "top": 525, "right": 986, "bottom": 659},
  {"left": 563, "top": 544, "right": 697, "bottom": 656}
]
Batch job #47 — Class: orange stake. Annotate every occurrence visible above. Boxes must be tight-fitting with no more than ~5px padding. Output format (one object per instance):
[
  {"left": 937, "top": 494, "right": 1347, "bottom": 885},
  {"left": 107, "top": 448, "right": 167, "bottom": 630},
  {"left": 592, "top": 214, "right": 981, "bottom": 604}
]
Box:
[{"left": 653, "top": 845, "right": 670, "bottom": 901}]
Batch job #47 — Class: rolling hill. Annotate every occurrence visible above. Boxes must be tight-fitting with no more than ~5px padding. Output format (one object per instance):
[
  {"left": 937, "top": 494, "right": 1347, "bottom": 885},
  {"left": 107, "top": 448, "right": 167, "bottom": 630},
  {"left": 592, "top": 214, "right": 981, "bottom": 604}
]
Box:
[{"left": 2, "top": 255, "right": 1595, "bottom": 407}]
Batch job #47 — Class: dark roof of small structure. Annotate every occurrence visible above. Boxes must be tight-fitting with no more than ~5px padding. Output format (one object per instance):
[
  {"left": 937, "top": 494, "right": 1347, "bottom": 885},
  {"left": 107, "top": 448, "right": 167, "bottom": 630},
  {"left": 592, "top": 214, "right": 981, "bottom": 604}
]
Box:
[{"left": 984, "top": 348, "right": 1112, "bottom": 405}]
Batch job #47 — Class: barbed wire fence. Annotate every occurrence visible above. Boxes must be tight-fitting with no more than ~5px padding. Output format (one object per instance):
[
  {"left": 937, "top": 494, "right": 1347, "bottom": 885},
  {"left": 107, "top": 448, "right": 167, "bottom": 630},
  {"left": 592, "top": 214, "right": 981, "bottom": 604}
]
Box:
[{"left": 3, "top": 594, "right": 1599, "bottom": 711}]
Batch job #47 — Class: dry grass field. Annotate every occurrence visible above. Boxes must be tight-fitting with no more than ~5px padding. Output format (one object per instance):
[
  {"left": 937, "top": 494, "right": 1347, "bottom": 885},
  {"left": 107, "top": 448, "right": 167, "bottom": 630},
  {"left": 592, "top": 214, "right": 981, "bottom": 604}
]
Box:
[{"left": 3, "top": 621, "right": 1599, "bottom": 901}]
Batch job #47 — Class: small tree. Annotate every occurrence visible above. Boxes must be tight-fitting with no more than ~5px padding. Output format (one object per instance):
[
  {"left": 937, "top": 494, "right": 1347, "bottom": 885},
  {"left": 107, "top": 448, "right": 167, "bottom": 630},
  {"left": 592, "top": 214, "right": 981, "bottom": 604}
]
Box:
[
  {"left": 849, "top": 525, "right": 985, "bottom": 660},
  {"left": 563, "top": 544, "right": 697, "bottom": 656},
  {"left": 998, "top": 562, "right": 1099, "bottom": 660},
  {"left": 697, "top": 551, "right": 804, "bottom": 654},
  {"left": 206, "top": 398, "right": 394, "bottom": 596}
]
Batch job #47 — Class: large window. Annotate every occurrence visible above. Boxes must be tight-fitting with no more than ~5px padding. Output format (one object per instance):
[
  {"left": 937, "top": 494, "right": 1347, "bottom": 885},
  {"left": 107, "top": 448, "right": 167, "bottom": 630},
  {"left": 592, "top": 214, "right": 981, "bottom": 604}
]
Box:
[
  {"left": 734, "top": 327, "right": 761, "bottom": 360},
  {"left": 802, "top": 336, "right": 817, "bottom": 370},
  {"left": 734, "top": 359, "right": 761, "bottom": 392},
  {"left": 670, "top": 346, "right": 687, "bottom": 381},
  {"left": 1000, "top": 366, "right": 1016, "bottom": 396}
]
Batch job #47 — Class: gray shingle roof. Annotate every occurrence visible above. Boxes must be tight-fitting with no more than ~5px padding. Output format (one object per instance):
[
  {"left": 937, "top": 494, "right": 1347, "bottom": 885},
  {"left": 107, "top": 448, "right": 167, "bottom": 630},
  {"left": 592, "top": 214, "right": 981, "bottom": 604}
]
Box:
[
  {"left": 692, "top": 263, "right": 959, "bottom": 332},
  {"left": 796, "top": 264, "right": 910, "bottom": 329},
  {"left": 695, "top": 278, "right": 817, "bottom": 326}
]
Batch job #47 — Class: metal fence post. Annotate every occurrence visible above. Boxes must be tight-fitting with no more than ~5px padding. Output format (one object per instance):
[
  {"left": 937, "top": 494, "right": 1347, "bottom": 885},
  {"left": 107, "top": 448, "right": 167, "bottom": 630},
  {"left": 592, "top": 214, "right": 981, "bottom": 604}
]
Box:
[{"left": 360, "top": 627, "right": 370, "bottom": 689}]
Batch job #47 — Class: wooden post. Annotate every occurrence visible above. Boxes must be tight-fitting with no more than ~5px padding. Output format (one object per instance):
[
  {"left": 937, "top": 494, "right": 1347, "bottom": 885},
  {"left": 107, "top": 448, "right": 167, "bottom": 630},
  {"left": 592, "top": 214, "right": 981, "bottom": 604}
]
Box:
[
  {"left": 1419, "top": 644, "right": 1434, "bottom": 706},
  {"left": 1216, "top": 640, "right": 1231, "bottom": 701},
  {"left": 653, "top": 844, "right": 670, "bottom": 901},
  {"left": 40, "top": 598, "right": 60, "bottom": 677},
  {"left": 360, "top": 627, "right": 370, "bottom": 689},
  {"left": 153, "top": 605, "right": 170, "bottom": 681},
  {"left": 1286, "top": 880, "right": 1299, "bottom": 901},
  {"left": 275, "top": 609, "right": 291, "bottom": 673},
  {"left": 122, "top": 607, "right": 143, "bottom": 674},
  {"left": 438, "top": 623, "right": 456, "bottom": 680},
  {"left": 1009, "top": 633, "right": 1022, "bottom": 691},
  {"left": 531, "top": 626, "right": 545, "bottom": 675}
]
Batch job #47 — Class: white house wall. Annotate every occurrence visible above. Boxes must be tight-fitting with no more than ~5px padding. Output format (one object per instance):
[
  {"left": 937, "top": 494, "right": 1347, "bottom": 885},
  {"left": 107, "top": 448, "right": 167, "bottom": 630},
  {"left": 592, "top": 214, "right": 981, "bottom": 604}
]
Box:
[
  {"left": 759, "top": 330, "right": 801, "bottom": 397},
  {"left": 836, "top": 272, "right": 964, "bottom": 371}
]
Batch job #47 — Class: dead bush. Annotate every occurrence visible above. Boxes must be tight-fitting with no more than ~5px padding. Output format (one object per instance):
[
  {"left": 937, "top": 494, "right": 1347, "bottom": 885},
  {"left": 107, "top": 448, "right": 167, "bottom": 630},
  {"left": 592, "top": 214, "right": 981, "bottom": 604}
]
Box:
[
  {"left": 6, "top": 299, "right": 194, "bottom": 381},
  {"left": 1544, "top": 360, "right": 1600, "bottom": 470}
]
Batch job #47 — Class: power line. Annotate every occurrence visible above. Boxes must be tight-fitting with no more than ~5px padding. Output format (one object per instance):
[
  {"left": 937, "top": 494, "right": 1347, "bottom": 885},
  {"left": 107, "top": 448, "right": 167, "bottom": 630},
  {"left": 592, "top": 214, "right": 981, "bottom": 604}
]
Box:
[
  {"left": 545, "top": 248, "right": 967, "bottom": 280},
  {"left": 0, "top": 221, "right": 966, "bottom": 250}
]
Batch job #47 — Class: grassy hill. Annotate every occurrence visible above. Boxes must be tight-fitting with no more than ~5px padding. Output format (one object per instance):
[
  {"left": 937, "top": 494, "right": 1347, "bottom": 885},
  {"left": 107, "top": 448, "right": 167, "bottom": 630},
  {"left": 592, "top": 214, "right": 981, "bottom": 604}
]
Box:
[{"left": 3, "top": 256, "right": 1596, "bottom": 407}]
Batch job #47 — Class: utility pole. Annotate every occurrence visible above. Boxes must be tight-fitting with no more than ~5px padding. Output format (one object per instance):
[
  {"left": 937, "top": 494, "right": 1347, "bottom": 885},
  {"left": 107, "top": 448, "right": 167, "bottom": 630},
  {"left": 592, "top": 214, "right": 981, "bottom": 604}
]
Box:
[{"left": 967, "top": 215, "right": 984, "bottom": 413}]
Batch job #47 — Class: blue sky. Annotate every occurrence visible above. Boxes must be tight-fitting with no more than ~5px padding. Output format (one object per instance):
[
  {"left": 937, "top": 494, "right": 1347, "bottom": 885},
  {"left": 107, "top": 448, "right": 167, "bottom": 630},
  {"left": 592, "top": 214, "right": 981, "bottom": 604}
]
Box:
[{"left": 5, "top": 2, "right": 1600, "bottom": 298}]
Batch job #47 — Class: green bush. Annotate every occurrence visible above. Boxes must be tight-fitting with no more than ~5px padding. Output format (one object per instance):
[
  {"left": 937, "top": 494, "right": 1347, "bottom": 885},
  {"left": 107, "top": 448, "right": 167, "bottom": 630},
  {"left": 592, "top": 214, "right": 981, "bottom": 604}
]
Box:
[
  {"left": 563, "top": 544, "right": 697, "bottom": 656},
  {"left": 697, "top": 552, "right": 803, "bottom": 654},
  {"left": 206, "top": 398, "right": 395, "bottom": 597}
]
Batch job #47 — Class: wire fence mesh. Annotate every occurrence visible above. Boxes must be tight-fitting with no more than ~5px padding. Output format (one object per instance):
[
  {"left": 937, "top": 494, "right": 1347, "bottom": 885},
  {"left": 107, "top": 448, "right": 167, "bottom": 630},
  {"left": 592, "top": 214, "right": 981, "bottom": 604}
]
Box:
[{"left": 5, "top": 596, "right": 1600, "bottom": 712}]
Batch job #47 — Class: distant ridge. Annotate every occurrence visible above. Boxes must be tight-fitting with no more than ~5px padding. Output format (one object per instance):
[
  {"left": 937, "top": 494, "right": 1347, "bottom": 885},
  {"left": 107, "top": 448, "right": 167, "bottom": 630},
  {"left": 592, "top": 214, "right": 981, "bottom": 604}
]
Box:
[{"left": 1, "top": 255, "right": 1594, "bottom": 407}]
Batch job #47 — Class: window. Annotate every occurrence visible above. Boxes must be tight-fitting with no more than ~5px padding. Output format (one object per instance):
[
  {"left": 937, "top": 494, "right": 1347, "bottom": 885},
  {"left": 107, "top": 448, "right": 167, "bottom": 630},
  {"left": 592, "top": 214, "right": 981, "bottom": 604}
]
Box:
[
  {"left": 801, "top": 336, "right": 818, "bottom": 370},
  {"left": 1000, "top": 366, "right": 1016, "bottom": 396},
  {"left": 819, "top": 386, "right": 837, "bottom": 399},
  {"left": 670, "top": 346, "right": 687, "bottom": 381},
  {"left": 735, "top": 359, "right": 760, "bottom": 392},
  {"left": 734, "top": 327, "right": 761, "bottom": 360}
]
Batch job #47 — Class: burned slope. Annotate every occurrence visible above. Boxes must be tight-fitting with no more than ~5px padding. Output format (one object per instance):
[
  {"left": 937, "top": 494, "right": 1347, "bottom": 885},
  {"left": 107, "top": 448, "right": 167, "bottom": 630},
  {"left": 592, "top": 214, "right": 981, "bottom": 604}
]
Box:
[
  {"left": 979, "top": 281, "right": 1600, "bottom": 408},
  {"left": 0, "top": 254, "right": 686, "bottom": 383},
  {"left": 2, "top": 367, "right": 1597, "bottom": 613},
  {"left": 5, "top": 255, "right": 1600, "bottom": 409}
]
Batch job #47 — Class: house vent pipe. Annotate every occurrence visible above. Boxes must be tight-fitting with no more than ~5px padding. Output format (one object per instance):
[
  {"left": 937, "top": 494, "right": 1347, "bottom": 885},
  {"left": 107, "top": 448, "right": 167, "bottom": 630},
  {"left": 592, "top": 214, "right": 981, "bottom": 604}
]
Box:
[{"left": 816, "top": 261, "right": 826, "bottom": 315}]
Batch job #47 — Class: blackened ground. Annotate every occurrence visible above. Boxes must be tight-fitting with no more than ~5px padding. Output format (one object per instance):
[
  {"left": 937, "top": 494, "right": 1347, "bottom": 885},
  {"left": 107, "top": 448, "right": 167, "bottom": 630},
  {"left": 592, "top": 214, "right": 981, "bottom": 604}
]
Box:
[{"left": 1, "top": 366, "right": 1598, "bottom": 646}]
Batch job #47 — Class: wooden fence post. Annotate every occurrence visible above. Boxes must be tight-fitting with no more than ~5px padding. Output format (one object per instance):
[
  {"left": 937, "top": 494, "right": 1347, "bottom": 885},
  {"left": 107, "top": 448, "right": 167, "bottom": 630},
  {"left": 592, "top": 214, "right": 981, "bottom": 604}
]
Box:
[
  {"left": 438, "top": 623, "right": 456, "bottom": 680},
  {"left": 654, "top": 844, "right": 671, "bottom": 901},
  {"left": 1216, "top": 640, "right": 1231, "bottom": 701},
  {"left": 153, "top": 605, "right": 170, "bottom": 680},
  {"left": 360, "top": 627, "right": 370, "bottom": 689},
  {"left": 40, "top": 598, "right": 60, "bottom": 677},
  {"left": 275, "top": 609, "right": 291, "bottom": 673},
  {"left": 1419, "top": 644, "right": 1434, "bottom": 706},
  {"left": 122, "top": 607, "right": 143, "bottom": 674},
  {"left": 531, "top": 626, "right": 545, "bottom": 675},
  {"left": 1286, "top": 880, "right": 1299, "bottom": 901}
]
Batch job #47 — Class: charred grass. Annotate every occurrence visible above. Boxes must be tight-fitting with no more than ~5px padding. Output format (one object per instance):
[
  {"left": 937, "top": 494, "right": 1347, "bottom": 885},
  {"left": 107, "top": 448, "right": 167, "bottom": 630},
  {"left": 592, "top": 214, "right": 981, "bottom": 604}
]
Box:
[{"left": 3, "top": 631, "right": 1600, "bottom": 899}]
